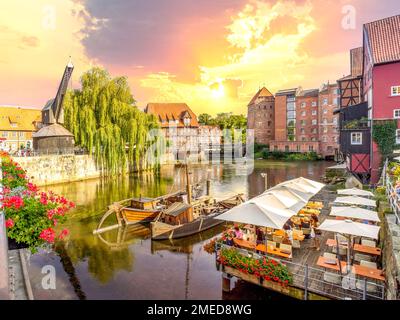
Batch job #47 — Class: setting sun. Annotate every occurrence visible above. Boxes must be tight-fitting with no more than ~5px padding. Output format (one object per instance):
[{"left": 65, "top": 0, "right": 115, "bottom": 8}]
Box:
[{"left": 210, "top": 81, "right": 225, "bottom": 99}]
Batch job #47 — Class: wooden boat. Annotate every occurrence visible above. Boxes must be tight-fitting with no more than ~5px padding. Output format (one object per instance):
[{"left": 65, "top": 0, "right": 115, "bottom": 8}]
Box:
[
  {"left": 93, "top": 163, "right": 244, "bottom": 239},
  {"left": 150, "top": 193, "right": 244, "bottom": 240}
]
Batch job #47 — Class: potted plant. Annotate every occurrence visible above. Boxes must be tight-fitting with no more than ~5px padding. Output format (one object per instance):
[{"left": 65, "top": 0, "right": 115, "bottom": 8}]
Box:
[{"left": 1, "top": 152, "right": 74, "bottom": 253}]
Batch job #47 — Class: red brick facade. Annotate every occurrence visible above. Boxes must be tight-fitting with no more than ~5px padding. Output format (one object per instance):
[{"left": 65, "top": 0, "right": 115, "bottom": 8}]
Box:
[{"left": 247, "top": 87, "right": 275, "bottom": 145}]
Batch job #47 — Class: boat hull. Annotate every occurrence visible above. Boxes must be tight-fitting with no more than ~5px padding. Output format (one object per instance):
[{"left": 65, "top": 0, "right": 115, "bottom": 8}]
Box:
[
  {"left": 151, "top": 214, "right": 225, "bottom": 240},
  {"left": 121, "top": 207, "right": 160, "bottom": 224}
]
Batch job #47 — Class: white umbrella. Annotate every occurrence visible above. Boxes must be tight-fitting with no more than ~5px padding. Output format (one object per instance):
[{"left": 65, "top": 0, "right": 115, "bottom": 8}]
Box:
[
  {"left": 318, "top": 219, "right": 380, "bottom": 273},
  {"left": 329, "top": 206, "right": 380, "bottom": 223},
  {"left": 217, "top": 201, "right": 294, "bottom": 229},
  {"left": 318, "top": 219, "right": 380, "bottom": 239},
  {"left": 337, "top": 188, "right": 374, "bottom": 198},
  {"left": 334, "top": 196, "right": 376, "bottom": 208},
  {"left": 270, "top": 177, "right": 325, "bottom": 198},
  {"left": 394, "top": 156, "right": 400, "bottom": 162}
]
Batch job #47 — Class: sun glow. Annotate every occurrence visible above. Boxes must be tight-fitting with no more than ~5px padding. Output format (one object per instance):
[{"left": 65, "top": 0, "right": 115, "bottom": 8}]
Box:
[{"left": 210, "top": 82, "right": 225, "bottom": 99}]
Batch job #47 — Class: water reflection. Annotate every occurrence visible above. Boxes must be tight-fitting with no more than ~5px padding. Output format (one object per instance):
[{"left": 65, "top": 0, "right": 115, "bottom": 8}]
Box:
[{"left": 28, "top": 160, "right": 332, "bottom": 300}]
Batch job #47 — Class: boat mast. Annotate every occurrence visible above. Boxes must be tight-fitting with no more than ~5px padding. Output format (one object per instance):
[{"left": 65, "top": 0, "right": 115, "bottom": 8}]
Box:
[{"left": 185, "top": 161, "right": 192, "bottom": 204}]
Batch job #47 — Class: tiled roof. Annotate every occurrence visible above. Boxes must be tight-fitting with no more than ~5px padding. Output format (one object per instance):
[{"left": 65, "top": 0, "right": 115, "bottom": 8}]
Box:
[
  {"left": 0, "top": 106, "right": 41, "bottom": 131},
  {"left": 350, "top": 47, "right": 363, "bottom": 76},
  {"left": 32, "top": 123, "right": 73, "bottom": 138},
  {"left": 145, "top": 103, "right": 199, "bottom": 128},
  {"left": 364, "top": 15, "right": 400, "bottom": 65},
  {"left": 248, "top": 87, "right": 274, "bottom": 105}
]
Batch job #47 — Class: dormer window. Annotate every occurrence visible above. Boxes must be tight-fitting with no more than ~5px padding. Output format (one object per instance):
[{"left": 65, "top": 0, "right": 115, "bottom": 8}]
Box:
[{"left": 183, "top": 117, "right": 190, "bottom": 127}]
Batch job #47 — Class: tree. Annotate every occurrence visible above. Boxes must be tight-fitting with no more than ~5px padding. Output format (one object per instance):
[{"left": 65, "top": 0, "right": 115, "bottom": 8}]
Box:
[
  {"left": 198, "top": 113, "right": 212, "bottom": 125},
  {"left": 63, "top": 67, "right": 160, "bottom": 174}
]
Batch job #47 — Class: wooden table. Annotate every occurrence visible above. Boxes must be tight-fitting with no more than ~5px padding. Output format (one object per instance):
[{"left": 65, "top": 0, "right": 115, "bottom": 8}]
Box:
[
  {"left": 256, "top": 244, "right": 291, "bottom": 259},
  {"left": 352, "top": 264, "right": 385, "bottom": 281},
  {"left": 233, "top": 238, "right": 256, "bottom": 250},
  {"left": 274, "top": 230, "right": 305, "bottom": 241},
  {"left": 326, "top": 239, "right": 381, "bottom": 256},
  {"left": 316, "top": 256, "right": 347, "bottom": 271},
  {"left": 354, "top": 244, "right": 381, "bottom": 256}
]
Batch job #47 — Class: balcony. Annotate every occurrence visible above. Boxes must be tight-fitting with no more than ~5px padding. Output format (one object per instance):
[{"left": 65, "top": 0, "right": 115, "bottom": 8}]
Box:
[{"left": 341, "top": 118, "right": 370, "bottom": 130}]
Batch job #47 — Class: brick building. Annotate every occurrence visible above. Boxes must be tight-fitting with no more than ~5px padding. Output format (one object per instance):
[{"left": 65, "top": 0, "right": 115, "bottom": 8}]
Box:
[
  {"left": 246, "top": 87, "right": 275, "bottom": 145},
  {"left": 296, "top": 89, "right": 319, "bottom": 143},
  {"left": 0, "top": 106, "right": 41, "bottom": 152},
  {"left": 318, "top": 83, "right": 340, "bottom": 158},
  {"left": 337, "top": 15, "right": 400, "bottom": 183}
]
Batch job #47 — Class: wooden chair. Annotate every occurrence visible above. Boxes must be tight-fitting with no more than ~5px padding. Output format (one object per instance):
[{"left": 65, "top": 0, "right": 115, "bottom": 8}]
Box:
[
  {"left": 279, "top": 244, "right": 292, "bottom": 255},
  {"left": 267, "top": 241, "right": 277, "bottom": 250},
  {"left": 361, "top": 239, "right": 376, "bottom": 247},
  {"left": 323, "top": 252, "right": 337, "bottom": 260},
  {"left": 360, "top": 260, "right": 377, "bottom": 269},
  {"left": 323, "top": 272, "right": 341, "bottom": 285},
  {"left": 354, "top": 253, "right": 372, "bottom": 263},
  {"left": 292, "top": 239, "right": 301, "bottom": 249}
]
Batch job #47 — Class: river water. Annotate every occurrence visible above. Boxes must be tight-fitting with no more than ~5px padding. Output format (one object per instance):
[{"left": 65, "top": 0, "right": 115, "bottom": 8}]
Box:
[{"left": 26, "top": 160, "right": 332, "bottom": 300}]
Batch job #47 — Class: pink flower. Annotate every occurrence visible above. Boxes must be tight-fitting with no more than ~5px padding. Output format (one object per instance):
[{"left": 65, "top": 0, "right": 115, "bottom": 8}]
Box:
[
  {"left": 47, "top": 209, "right": 56, "bottom": 220},
  {"left": 39, "top": 228, "right": 55, "bottom": 243},
  {"left": 5, "top": 218, "right": 14, "bottom": 228}
]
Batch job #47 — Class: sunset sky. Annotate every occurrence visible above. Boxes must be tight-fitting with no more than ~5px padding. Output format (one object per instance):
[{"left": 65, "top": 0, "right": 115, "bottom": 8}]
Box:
[{"left": 1, "top": 0, "right": 399, "bottom": 115}]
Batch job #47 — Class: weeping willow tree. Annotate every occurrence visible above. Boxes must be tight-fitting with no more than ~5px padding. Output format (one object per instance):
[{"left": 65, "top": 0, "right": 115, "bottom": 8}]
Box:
[{"left": 64, "top": 67, "right": 161, "bottom": 174}]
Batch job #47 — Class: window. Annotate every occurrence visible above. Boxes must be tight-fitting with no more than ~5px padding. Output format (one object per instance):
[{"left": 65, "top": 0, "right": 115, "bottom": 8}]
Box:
[
  {"left": 301, "top": 136, "right": 306, "bottom": 141},
  {"left": 267, "top": 121, "right": 271, "bottom": 127},
  {"left": 323, "top": 98, "right": 328, "bottom": 105},
  {"left": 301, "top": 111, "right": 306, "bottom": 116},
  {"left": 12, "top": 132, "right": 17, "bottom": 138},
  {"left": 323, "top": 127, "right": 328, "bottom": 133},
  {"left": 274, "top": 145, "right": 278, "bottom": 151},
  {"left": 309, "top": 145, "right": 314, "bottom": 152},
  {"left": 323, "top": 109, "right": 328, "bottom": 114},
  {"left": 1, "top": 131, "right": 7, "bottom": 138},
  {"left": 300, "top": 128, "right": 305, "bottom": 134},
  {"left": 333, "top": 136, "right": 338, "bottom": 142},
  {"left": 391, "top": 86, "right": 400, "bottom": 96},
  {"left": 301, "top": 120, "right": 306, "bottom": 126},
  {"left": 312, "top": 101, "right": 317, "bottom": 107},
  {"left": 323, "top": 118, "right": 327, "bottom": 124},
  {"left": 322, "top": 136, "right": 327, "bottom": 142},
  {"left": 285, "top": 145, "right": 289, "bottom": 152},
  {"left": 296, "top": 145, "right": 300, "bottom": 152},
  {"left": 394, "top": 109, "right": 400, "bottom": 119},
  {"left": 19, "top": 132, "right": 24, "bottom": 137},
  {"left": 311, "top": 137, "right": 317, "bottom": 141},
  {"left": 351, "top": 132, "right": 362, "bottom": 145},
  {"left": 333, "top": 118, "right": 338, "bottom": 125},
  {"left": 312, "top": 119, "right": 317, "bottom": 125},
  {"left": 396, "top": 129, "right": 400, "bottom": 144},
  {"left": 312, "top": 128, "right": 317, "bottom": 134},
  {"left": 300, "top": 102, "right": 306, "bottom": 108},
  {"left": 312, "top": 110, "right": 317, "bottom": 116}
]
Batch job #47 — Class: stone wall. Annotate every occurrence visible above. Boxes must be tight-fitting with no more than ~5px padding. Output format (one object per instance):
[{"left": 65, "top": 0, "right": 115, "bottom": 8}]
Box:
[
  {"left": 383, "top": 215, "right": 400, "bottom": 300},
  {"left": 13, "top": 155, "right": 102, "bottom": 186}
]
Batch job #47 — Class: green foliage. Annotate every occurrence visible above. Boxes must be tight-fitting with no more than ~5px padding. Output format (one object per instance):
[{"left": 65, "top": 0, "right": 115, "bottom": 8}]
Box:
[
  {"left": 260, "top": 151, "right": 319, "bottom": 161},
  {"left": 372, "top": 120, "right": 398, "bottom": 158},
  {"left": 344, "top": 117, "right": 368, "bottom": 129},
  {"left": 63, "top": 67, "right": 160, "bottom": 174},
  {"left": 197, "top": 112, "right": 247, "bottom": 143}
]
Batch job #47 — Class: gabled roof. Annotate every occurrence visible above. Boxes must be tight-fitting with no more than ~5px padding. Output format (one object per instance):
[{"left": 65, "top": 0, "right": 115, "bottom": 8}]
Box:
[
  {"left": 248, "top": 87, "right": 274, "bottom": 105},
  {"left": 0, "top": 106, "right": 41, "bottom": 131},
  {"left": 364, "top": 15, "right": 400, "bottom": 65},
  {"left": 145, "top": 103, "right": 199, "bottom": 128}
]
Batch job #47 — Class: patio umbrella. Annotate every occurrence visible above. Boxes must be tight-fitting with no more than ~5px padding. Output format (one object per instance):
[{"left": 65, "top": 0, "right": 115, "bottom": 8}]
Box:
[
  {"left": 269, "top": 177, "right": 325, "bottom": 199},
  {"left": 317, "top": 219, "right": 380, "bottom": 273},
  {"left": 334, "top": 196, "right": 376, "bottom": 208},
  {"left": 337, "top": 188, "right": 374, "bottom": 198},
  {"left": 329, "top": 206, "right": 380, "bottom": 223}
]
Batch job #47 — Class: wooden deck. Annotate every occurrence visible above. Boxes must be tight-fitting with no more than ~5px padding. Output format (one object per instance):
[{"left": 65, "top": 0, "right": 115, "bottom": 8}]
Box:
[{"left": 220, "top": 187, "right": 385, "bottom": 300}]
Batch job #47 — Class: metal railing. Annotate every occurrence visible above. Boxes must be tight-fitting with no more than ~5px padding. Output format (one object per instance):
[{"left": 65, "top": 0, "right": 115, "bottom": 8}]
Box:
[
  {"left": 383, "top": 159, "right": 400, "bottom": 224},
  {"left": 216, "top": 243, "right": 385, "bottom": 300},
  {"left": 0, "top": 157, "right": 9, "bottom": 299}
]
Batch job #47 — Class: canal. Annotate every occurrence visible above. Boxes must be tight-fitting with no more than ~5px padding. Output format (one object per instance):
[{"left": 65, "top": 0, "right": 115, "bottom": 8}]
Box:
[{"left": 26, "top": 160, "right": 333, "bottom": 300}]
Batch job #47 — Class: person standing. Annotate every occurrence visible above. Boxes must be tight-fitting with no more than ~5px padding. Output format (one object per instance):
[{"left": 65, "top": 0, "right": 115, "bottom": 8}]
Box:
[{"left": 310, "top": 214, "right": 320, "bottom": 250}]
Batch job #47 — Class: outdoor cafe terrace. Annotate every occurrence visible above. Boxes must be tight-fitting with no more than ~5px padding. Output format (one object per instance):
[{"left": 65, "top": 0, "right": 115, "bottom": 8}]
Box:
[{"left": 213, "top": 179, "right": 385, "bottom": 300}]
